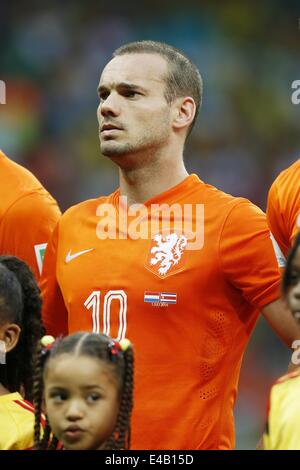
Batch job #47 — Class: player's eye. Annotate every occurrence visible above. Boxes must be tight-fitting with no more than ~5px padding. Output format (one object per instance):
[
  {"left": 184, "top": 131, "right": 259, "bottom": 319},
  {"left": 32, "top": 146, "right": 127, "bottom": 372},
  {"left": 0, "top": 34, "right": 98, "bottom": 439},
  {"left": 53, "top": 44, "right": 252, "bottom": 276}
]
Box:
[
  {"left": 122, "top": 90, "right": 139, "bottom": 98},
  {"left": 99, "top": 91, "right": 109, "bottom": 101}
]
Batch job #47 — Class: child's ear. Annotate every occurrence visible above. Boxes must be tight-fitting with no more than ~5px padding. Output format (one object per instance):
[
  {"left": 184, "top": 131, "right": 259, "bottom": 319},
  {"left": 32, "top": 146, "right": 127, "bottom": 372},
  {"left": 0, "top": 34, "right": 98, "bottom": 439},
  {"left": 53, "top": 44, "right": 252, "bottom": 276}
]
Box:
[{"left": 0, "top": 323, "right": 21, "bottom": 353}]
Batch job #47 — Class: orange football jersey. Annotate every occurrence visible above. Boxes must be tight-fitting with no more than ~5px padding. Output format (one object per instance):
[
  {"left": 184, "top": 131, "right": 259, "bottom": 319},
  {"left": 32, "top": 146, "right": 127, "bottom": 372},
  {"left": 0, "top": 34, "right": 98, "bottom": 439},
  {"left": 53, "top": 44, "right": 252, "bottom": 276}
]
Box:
[
  {"left": 267, "top": 159, "right": 300, "bottom": 257},
  {"left": 0, "top": 150, "right": 61, "bottom": 278},
  {"left": 41, "top": 174, "right": 281, "bottom": 449}
]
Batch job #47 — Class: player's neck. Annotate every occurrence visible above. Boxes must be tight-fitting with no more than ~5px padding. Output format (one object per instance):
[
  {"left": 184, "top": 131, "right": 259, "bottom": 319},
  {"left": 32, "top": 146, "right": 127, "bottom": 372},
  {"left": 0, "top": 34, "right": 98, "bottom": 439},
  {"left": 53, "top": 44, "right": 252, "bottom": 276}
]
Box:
[{"left": 119, "top": 159, "right": 189, "bottom": 206}]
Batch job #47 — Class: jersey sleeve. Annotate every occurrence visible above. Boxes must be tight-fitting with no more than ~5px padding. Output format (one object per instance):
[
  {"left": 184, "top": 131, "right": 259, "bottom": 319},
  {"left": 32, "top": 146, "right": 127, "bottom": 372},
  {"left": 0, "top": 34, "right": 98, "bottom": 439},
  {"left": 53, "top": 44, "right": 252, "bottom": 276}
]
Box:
[
  {"left": 266, "top": 180, "right": 289, "bottom": 257},
  {"left": 290, "top": 211, "right": 300, "bottom": 247},
  {"left": 40, "top": 221, "right": 68, "bottom": 337},
  {"left": 219, "top": 201, "right": 281, "bottom": 311},
  {"left": 0, "top": 191, "right": 61, "bottom": 279}
]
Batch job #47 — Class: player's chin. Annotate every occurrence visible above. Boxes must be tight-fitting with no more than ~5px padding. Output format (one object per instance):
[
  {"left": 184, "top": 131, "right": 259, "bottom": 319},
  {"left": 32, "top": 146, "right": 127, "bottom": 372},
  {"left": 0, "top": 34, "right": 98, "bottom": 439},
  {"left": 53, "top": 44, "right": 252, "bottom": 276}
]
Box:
[{"left": 100, "top": 142, "right": 128, "bottom": 157}]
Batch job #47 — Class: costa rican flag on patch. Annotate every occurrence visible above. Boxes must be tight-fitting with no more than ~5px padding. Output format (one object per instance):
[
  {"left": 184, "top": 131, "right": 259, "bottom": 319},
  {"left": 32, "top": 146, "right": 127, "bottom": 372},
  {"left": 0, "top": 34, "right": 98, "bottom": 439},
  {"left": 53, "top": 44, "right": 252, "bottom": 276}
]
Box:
[
  {"left": 144, "top": 292, "right": 160, "bottom": 303},
  {"left": 160, "top": 292, "right": 177, "bottom": 304}
]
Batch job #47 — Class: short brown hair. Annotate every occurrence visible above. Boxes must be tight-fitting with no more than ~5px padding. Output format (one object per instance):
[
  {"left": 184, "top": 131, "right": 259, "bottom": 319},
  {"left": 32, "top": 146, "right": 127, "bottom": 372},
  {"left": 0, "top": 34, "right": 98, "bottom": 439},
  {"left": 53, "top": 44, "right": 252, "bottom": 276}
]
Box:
[{"left": 113, "top": 40, "right": 203, "bottom": 137}]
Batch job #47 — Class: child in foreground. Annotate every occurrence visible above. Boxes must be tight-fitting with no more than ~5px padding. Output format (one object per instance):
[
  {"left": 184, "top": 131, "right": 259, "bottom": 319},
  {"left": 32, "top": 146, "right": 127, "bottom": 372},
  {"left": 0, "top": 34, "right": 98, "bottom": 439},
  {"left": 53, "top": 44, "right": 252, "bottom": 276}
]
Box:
[
  {"left": 0, "top": 256, "right": 44, "bottom": 449},
  {"left": 263, "top": 232, "right": 300, "bottom": 450},
  {"left": 33, "top": 332, "right": 134, "bottom": 450}
]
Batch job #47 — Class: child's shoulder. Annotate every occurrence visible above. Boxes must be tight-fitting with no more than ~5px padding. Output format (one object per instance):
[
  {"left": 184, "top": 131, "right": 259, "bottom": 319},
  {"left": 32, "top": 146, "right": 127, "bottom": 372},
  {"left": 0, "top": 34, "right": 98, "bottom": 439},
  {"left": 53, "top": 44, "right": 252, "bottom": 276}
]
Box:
[
  {"left": 274, "top": 369, "right": 300, "bottom": 386},
  {"left": 275, "top": 369, "right": 300, "bottom": 384},
  {"left": 0, "top": 392, "right": 35, "bottom": 450}
]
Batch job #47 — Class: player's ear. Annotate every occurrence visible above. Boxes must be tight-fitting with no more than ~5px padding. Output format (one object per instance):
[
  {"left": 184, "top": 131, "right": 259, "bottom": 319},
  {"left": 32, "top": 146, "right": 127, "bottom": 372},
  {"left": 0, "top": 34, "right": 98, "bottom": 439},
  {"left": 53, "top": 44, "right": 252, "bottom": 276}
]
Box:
[
  {"left": 0, "top": 322, "right": 21, "bottom": 354},
  {"left": 172, "top": 96, "right": 196, "bottom": 133}
]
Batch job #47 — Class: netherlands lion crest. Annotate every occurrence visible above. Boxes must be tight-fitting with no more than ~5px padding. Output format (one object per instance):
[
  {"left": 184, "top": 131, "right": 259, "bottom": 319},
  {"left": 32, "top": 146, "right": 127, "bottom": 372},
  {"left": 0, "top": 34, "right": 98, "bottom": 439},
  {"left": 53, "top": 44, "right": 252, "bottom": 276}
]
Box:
[{"left": 149, "top": 233, "right": 187, "bottom": 276}]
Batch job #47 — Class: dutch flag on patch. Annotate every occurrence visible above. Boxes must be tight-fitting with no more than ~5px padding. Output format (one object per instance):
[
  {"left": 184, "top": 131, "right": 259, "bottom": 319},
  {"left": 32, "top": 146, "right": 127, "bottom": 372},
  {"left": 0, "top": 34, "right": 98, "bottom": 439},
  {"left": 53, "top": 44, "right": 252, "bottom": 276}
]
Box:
[{"left": 144, "top": 292, "right": 160, "bottom": 303}]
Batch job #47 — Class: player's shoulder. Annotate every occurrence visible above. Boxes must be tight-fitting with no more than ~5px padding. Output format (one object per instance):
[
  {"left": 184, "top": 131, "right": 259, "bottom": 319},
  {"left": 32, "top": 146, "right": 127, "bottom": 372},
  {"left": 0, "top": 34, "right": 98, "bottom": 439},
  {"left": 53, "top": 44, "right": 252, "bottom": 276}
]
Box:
[
  {"left": 272, "top": 158, "right": 300, "bottom": 188},
  {"left": 208, "top": 186, "right": 264, "bottom": 222},
  {"left": 0, "top": 150, "right": 41, "bottom": 189},
  {"left": 281, "top": 158, "right": 300, "bottom": 176},
  {"left": 268, "top": 158, "right": 300, "bottom": 214},
  {"left": 60, "top": 191, "right": 116, "bottom": 223},
  {"left": 0, "top": 150, "right": 56, "bottom": 206},
  {"left": 194, "top": 174, "right": 260, "bottom": 214}
]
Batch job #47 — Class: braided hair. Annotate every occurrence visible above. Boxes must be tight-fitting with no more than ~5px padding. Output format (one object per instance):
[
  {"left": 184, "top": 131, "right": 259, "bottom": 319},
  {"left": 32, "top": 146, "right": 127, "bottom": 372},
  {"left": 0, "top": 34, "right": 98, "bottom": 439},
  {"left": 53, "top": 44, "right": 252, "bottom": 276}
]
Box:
[
  {"left": 33, "top": 332, "right": 134, "bottom": 450},
  {"left": 0, "top": 255, "right": 44, "bottom": 401},
  {"left": 282, "top": 232, "right": 300, "bottom": 295}
]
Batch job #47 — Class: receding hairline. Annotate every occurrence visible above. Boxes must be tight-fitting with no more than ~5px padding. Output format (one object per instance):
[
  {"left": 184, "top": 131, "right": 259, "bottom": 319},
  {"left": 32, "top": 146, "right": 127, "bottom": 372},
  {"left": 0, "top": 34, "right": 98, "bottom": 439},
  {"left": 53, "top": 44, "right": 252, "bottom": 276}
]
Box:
[
  {"left": 102, "top": 52, "right": 170, "bottom": 78},
  {"left": 112, "top": 41, "right": 192, "bottom": 64}
]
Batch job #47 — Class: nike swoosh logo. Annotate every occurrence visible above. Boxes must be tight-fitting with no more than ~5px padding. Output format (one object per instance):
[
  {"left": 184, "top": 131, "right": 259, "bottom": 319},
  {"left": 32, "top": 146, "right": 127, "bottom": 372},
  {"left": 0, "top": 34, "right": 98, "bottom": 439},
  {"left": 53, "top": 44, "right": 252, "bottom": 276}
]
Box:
[{"left": 65, "top": 248, "right": 94, "bottom": 263}]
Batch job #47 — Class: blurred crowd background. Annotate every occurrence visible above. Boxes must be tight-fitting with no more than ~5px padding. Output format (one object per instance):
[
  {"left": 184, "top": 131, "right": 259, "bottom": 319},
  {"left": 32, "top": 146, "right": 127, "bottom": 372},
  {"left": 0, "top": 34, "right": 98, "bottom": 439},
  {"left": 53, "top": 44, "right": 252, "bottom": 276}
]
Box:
[{"left": 0, "top": 0, "right": 299, "bottom": 449}]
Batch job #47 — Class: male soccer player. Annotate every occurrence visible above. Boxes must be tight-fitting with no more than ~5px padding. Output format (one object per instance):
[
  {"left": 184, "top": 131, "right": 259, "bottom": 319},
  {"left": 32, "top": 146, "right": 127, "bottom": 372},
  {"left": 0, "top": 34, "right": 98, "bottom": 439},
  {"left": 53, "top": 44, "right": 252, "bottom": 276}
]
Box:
[
  {"left": 267, "top": 158, "right": 300, "bottom": 258},
  {"left": 0, "top": 149, "right": 61, "bottom": 278},
  {"left": 41, "top": 41, "right": 300, "bottom": 449}
]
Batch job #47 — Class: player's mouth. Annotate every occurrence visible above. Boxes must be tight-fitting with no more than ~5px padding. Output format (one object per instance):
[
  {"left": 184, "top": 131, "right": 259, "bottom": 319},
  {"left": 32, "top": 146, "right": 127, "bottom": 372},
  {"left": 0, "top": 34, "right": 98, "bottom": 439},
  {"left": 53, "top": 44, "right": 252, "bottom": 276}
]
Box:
[{"left": 100, "top": 123, "right": 123, "bottom": 136}]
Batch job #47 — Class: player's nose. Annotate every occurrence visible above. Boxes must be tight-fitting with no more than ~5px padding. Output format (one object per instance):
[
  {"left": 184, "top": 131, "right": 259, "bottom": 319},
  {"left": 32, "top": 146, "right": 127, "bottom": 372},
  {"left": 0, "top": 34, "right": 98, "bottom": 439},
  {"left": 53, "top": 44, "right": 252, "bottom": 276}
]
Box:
[{"left": 99, "top": 91, "right": 121, "bottom": 117}]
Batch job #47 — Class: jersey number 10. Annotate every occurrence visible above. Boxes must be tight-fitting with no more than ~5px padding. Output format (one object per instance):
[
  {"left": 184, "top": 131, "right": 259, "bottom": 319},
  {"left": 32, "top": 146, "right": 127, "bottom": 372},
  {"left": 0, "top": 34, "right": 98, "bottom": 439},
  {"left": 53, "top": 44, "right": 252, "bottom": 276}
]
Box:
[{"left": 84, "top": 290, "right": 127, "bottom": 341}]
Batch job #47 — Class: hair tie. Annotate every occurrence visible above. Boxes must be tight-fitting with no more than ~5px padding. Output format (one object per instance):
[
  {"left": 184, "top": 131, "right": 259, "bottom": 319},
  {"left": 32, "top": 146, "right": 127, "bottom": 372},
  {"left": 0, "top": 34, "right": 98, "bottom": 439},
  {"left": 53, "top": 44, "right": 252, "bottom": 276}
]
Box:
[
  {"left": 119, "top": 338, "right": 131, "bottom": 351},
  {"left": 41, "top": 335, "right": 56, "bottom": 357},
  {"left": 41, "top": 335, "right": 55, "bottom": 347},
  {"left": 108, "top": 340, "right": 121, "bottom": 361},
  {"left": 108, "top": 338, "right": 131, "bottom": 361}
]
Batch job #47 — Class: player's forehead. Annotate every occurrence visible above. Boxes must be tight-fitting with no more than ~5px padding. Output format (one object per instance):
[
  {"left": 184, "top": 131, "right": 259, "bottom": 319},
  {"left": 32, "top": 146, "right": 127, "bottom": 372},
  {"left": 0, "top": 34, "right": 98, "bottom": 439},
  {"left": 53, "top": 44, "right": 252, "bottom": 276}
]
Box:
[{"left": 99, "top": 53, "right": 168, "bottom": 90}]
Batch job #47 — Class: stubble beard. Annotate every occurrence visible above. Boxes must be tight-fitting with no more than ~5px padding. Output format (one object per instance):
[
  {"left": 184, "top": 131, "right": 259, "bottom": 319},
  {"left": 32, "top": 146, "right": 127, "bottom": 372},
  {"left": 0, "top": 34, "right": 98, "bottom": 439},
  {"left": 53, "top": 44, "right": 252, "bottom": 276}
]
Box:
[
  {"left": 100, "top": 121, "right": 171, "bottom": 167},
  {"left": 100, "top": 139, "right": 134, "bottom": 158}
]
